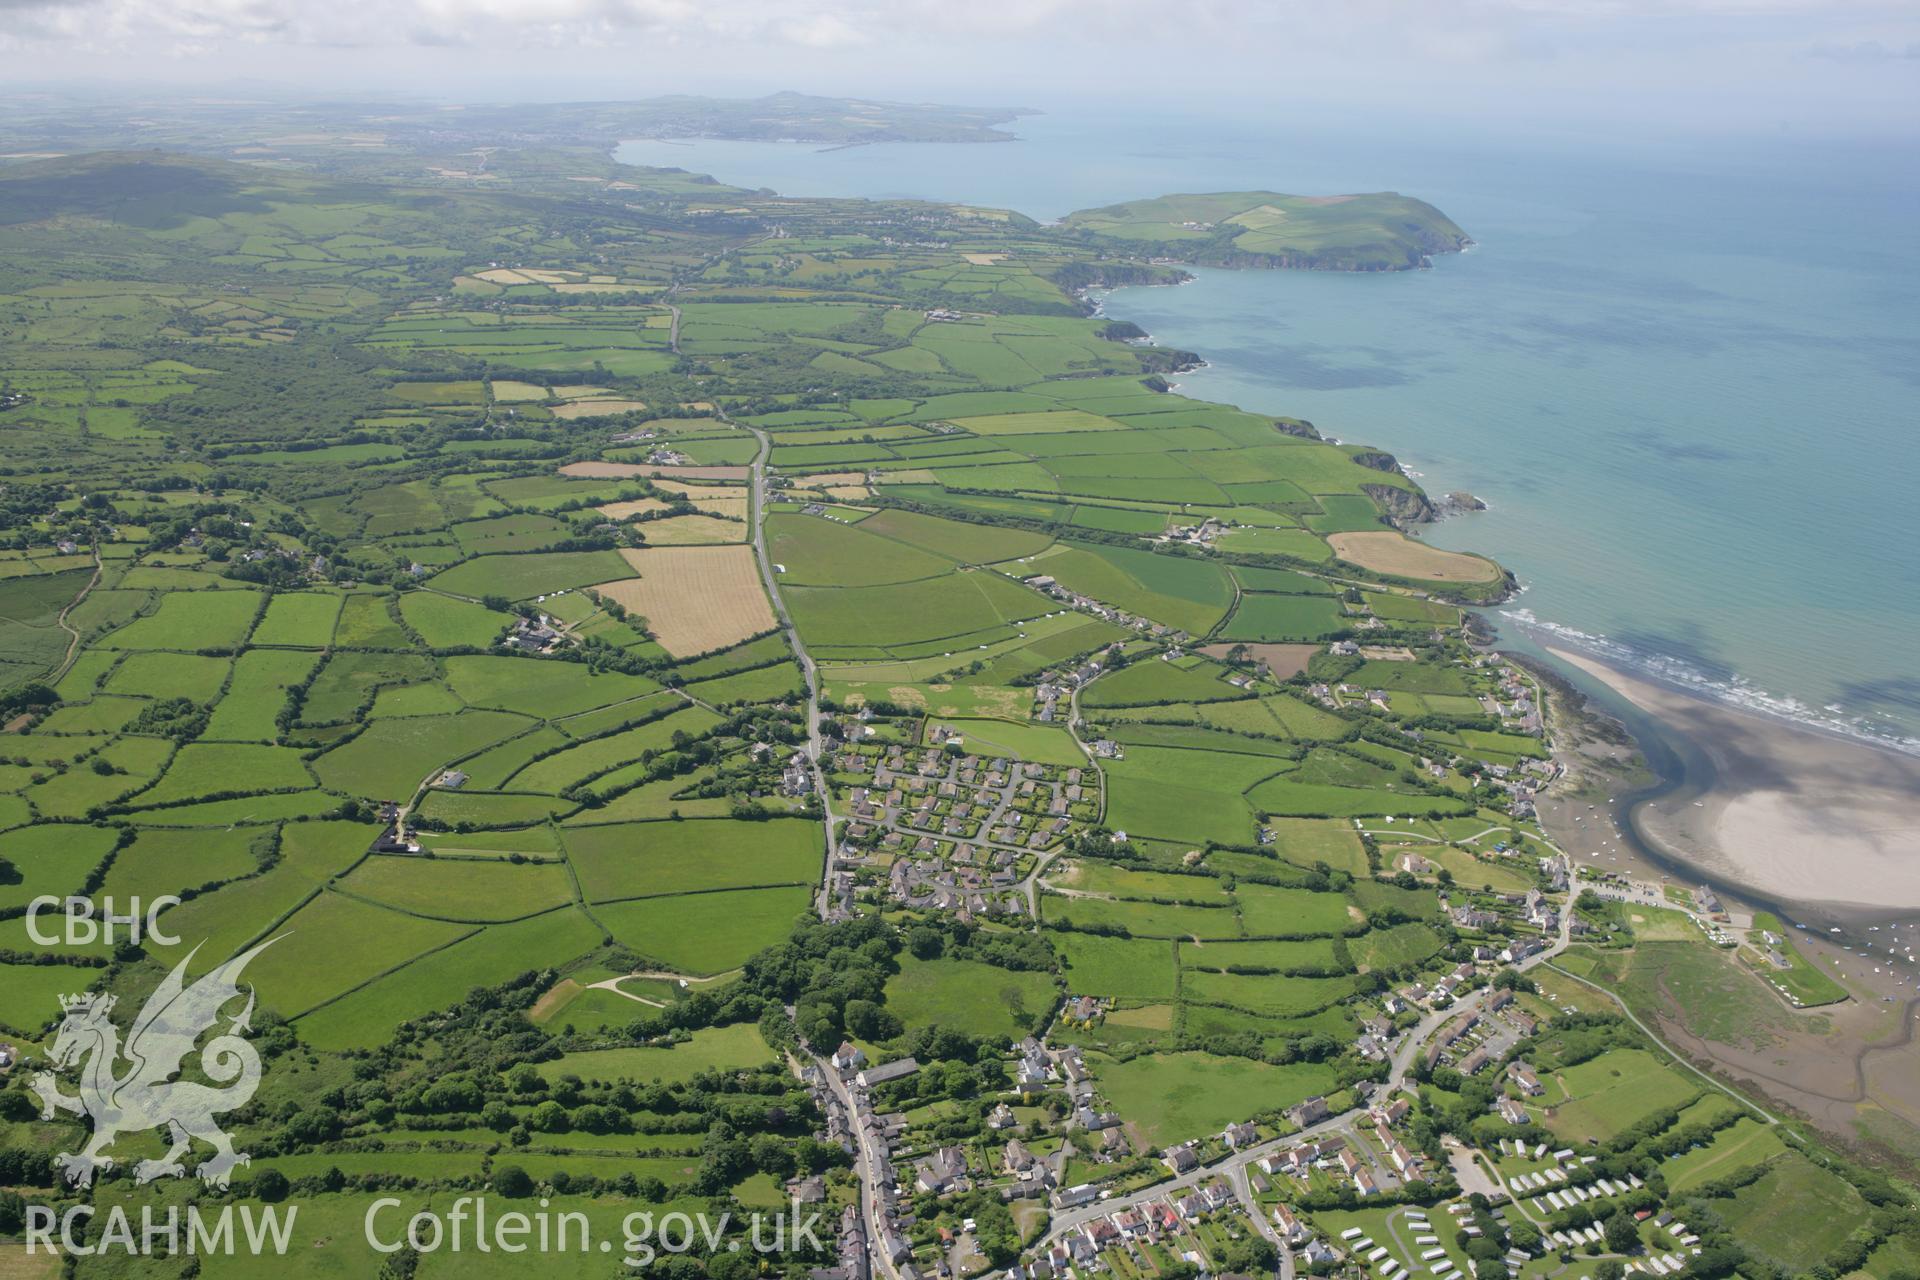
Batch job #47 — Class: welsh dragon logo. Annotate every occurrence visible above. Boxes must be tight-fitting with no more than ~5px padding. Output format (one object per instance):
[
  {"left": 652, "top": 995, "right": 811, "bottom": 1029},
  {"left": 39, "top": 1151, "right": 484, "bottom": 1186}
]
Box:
[{"left": 30, "top": 938, "right": 279, "bottom": 1189}]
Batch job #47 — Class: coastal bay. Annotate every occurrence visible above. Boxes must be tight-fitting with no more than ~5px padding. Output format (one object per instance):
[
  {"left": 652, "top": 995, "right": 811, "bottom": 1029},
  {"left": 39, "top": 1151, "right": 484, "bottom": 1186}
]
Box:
[
  {"left": 625, "top": 116, "right": 1920, "bottom": 753},
  {"left": 1551, "top": 648, "right": 1920, "bottom": 915}
]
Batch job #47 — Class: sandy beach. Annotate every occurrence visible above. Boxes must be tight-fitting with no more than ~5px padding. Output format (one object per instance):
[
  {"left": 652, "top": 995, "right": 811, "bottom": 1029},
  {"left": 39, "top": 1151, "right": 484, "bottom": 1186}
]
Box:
[{"left": 1548, "top": 647, "right": 1920, "bottom": 913}]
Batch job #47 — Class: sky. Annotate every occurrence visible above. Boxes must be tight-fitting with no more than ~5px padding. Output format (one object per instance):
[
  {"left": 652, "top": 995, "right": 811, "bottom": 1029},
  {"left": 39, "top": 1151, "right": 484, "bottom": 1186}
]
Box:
[{"left": 4, "top": 0, "right": 1918, "bottom": 139}]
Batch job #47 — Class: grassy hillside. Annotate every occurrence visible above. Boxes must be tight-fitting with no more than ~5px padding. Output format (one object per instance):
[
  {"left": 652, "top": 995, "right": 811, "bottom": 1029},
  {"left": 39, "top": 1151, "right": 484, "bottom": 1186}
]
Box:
[{"left": 1060, "top": 190, "right": 1471, "bottom": 270}]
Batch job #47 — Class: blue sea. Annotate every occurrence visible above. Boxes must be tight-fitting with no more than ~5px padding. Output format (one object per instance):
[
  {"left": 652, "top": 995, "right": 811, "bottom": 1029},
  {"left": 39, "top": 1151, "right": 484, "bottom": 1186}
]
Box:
[{"left": 619, "top": 113, "right": 1920, "bottom": 751}]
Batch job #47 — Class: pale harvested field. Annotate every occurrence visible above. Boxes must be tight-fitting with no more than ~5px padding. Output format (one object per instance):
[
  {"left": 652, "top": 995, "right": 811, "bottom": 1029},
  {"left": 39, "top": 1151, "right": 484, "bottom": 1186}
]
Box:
[
  {"left": 634, "top": 514, "right": 747, "bottom": 545},
  {"left": 490, "top": 379, "right": 550, "bottom": 402},
  {"left": 562, "top": 461, "right": 650, "bottom": 479},
  {"left": 1197, "top": 642, "right": 1317, "bottom": 679},
  {"left": 595, "top": 546, "right": 775, "bottom": 657},
  {"left": 962, "top": 253, "right": 1006, "bottom": 265},
  {"left": 644, "top": 481, "right": 747, "bottom": 502},
  {"left": 679, "top": 500, "right": 749, "bottom": 521},
  {"left": 551, "top": 399, "right": 649, "bottom": 420},
  {"left": 650, "top": 463, "right": 752, "bottom": 482},
  {"left": 0, "top": 1246, "right": 59, "bottom": 1280},
  {"left": 642, "top": 416, "right": 727, "bottom": 434},
  {"left": 1328, "top": 531, "right": 1502, "bottom": 583},
  {"left": 788, "top": 471, "right": 869, "bottom": 488},
  {"left": 529, "top": 978, "right": 583, "bottom": 1023},
  {"left": 561, "top": 461, "right": 751, "bottom": 483},
  {"left": 824, "top": 486, "right": 873, "bottom": 503},
  {"left": 598, "top": 497, "right": 674, "bottom": 520},
  {"left": 552, "top": 281, "right": 646, "bottom": 294},
  {"left": 635, "top": 480, "right": 749, "bottom": 520},
  {"left": 473, "top": 268, "right": 536, "bottom": 284}
]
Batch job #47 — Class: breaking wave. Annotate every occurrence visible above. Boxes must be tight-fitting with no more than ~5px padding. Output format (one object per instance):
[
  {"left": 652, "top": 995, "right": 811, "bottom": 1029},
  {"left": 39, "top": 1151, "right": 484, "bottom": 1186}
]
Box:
[{"left": 1502, "top": 608, "right": 1920, "bottom": 758}]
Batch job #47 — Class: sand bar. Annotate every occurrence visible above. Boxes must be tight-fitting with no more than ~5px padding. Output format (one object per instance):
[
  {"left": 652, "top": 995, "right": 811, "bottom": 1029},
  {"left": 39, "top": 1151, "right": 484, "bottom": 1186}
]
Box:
[{"left": 1551, "top": 647, "right": 1920, "bottom": 911}]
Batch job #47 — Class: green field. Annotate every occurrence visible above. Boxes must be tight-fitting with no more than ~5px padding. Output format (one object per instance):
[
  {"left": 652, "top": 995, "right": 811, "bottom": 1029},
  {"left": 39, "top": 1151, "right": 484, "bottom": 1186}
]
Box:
[
  {"left": 399, "top": 591, "right": 510, "bottom": 647},
  {"left": 787, "top": 569, "right": 1051, "bottom": 651},
  {"left": 338, "top": 854, "right": 576, "bottom": 921},
  {"left": 1022, "top": 542, "right": 1232, "bottom": 636},
  {"left": 1053, "top": 933, "right": 1180, "bottom": 1000},
  {"left": 311, "top": 710, "right": 529, "bottom": 798},
  {"left": 295, "top": 907, "right": 605, "bottom": 1050},
  {"left": 884, "top": 955, "right": 1057, "bottom": 1039},
  {"left": 1092, "top": 1050, "right": 1338, "bottom": 1148},
  {"left": 1081, "top": 658, "right": 1247, "bottom": 707},
  {"left": 430, "top": 550, "right": 632, "bottom": 601},
  {"left": 767, "top": 512, "right": 955, "bottom": 586},
  {"left": 595, "top": 885, "right": 814, "bottom": 974},
  {"left": 1542, "top": 1048, "right": 1701, "bottom": 1142},
  {"left": 0, "top": 139, "right": 1599, "bottom": 1242},
  {"left": 1717, "top": 1151, "right": 1874, "bottom": 1273},
  {"left": 534, "top": 1022, "right": 775, "bottom": 1085},
  {"left": 563, "top": 816, "right": 823, "bottom": 903},
  {"left": 99, "top": 588, "right": 260, "bottom": 649},
  {"left": 1100, "top": 745, "right": 1285, "bottom": 845},
  {"left": 1663, "top": 1117, "right": 1788, "bottom": 1193},
  {"left": 1219, "top": 593, "right": 1348, "bottom": 642},
  {"left": 250, "top": 591, "right": 344, "bottom": 646},
  {"left": 933, "top": 716, "right": 1085, "bottom": 765}
]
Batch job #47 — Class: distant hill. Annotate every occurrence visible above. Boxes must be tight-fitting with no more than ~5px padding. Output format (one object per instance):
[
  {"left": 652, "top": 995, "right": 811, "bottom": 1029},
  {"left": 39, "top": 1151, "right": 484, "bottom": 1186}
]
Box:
[
  {"left": 1060, "top": 191, "right": 1471, "bottom": 271},
  {"left": 0, "top": 91, "right": 1035, "bottom": 165},
  {"left": 576, "top": 91, "right": 1036, "bottom": 144}
]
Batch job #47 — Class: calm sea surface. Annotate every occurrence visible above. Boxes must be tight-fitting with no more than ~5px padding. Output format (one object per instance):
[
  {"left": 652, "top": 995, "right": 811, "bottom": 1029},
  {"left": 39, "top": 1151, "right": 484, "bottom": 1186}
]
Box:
[{"left": 619, "top": 115, "right": 1920, "bottom": 750}]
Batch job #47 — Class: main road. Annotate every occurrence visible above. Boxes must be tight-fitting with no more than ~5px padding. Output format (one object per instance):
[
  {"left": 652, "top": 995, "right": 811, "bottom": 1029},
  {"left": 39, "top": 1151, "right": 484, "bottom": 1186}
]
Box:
[
  {"left": 666, "top": 289, "right": 841, "bottom": 917},
  {"left": 734, "top": 409, "right": 839, "bottom": 916},
  {"left": 809, "top": 1047, "right": 907, "bottom": 1280}
]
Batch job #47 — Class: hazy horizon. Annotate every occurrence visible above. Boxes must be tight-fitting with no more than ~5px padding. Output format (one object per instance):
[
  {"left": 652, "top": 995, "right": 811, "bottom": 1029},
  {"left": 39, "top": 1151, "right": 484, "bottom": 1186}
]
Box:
[{"left": 4, "top": 0, "right": 1918, "bottom": 143}]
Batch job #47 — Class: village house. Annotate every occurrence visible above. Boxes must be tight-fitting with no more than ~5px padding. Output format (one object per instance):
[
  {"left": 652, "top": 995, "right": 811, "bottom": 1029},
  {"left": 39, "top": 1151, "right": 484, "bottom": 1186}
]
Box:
[
  {"left": 1369, "top": 1097, "right": 1411, "bottom": 1128},
  {"left": 856, "top": 1058, "right": 919, "bottom": 1089},
  {"left": 1271, "top": 1204, "right": 1309, "bottom": 1244},
  {"left": 1221, "top": 1121, "right": 1258, "bottom": 1149},
  {"left": 1508, "top": 1062, "right": 1546, "bottom": 1096},
  {"left": 916, "top": 1146, "right": 970, "bottom": 1195},
  {"left": 1288, "top": 1095, "right": 1330, "bottom": 1128}
]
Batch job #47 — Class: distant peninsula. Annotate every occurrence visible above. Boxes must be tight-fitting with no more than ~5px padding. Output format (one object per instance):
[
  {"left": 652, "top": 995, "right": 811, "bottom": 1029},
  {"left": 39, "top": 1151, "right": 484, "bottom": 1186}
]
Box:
[
  {"left": 0, "top": 90, "right": 1036, "bottom": 165},
  {"left": 1061, "top": 190, "right": 1472, "bottom": 271}
]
